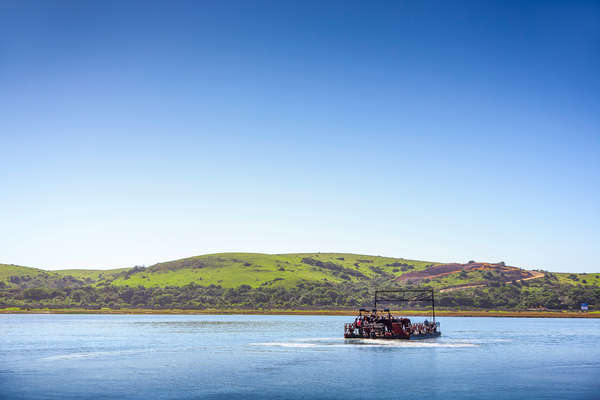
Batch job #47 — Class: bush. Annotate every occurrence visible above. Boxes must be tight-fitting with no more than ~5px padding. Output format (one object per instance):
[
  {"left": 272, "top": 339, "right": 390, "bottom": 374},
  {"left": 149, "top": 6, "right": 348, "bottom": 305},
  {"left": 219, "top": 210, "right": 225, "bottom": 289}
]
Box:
[{"left": 23, "top": 288, "right": 48, "bottom": 301}]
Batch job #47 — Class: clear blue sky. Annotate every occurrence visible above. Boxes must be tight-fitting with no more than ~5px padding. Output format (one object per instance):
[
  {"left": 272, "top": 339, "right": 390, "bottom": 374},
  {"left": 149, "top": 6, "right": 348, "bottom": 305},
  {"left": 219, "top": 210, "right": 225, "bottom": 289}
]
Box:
[{"left": 1, "top": 1, "right": 598, "bottom": 272}]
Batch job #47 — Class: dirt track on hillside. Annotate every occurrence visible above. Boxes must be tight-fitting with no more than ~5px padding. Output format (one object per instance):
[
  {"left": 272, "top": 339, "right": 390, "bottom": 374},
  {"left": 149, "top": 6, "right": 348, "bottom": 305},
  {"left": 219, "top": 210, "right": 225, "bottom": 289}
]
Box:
[
  {"left": 396, "top": 262, "right": 546, "bottom": 293},
  {"left": 397, "top": 262, "right": 540, "bottom": 282},
  {"left": 438, "top": 270, "right": 545, "bottom": 293}
]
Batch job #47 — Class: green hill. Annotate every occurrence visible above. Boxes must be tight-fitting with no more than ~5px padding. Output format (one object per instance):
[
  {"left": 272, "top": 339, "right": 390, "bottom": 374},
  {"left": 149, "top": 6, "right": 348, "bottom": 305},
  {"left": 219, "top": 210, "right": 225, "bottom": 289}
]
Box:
[
  {"left": 54, "top": 268, "right": 130, "bottom": 281},
  {"left": 1, "top": 253, "right": 598, "bottom": 311},
  {"left": 103, "top": 253, "right": 436, "bottom": 289},
  {"left": 2, "top": 252, "right": 598, "bottom": 291},
  {"left": 0, "top": 263, "right": 87, "bottom": 289},
  {"left": 1, "top": 253, "right": 437, "bottom": 289}
]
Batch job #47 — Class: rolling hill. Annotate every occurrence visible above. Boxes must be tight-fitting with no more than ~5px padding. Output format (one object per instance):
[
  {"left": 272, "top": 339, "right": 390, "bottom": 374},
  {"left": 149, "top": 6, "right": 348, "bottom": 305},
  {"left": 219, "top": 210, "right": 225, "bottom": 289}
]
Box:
[
  {"left": 1, "top": 253, "right": 550, "bottom": 290},
  {"left": 1, "top": 253, "right": 598, "bottom": 311},
  {"left": 2, "top": 253, "right": 599, "bottom": 290}
]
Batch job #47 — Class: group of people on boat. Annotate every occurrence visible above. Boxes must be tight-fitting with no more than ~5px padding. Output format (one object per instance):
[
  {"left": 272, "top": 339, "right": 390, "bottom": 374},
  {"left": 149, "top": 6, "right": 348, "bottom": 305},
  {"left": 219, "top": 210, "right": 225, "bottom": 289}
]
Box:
[
  {"left": 345, "top": 310, "right": 438, "bottom": 339},
  {"left": 344, "top": 290, "right": 441, "bottom": 340},
  {"left": 353, "top": 313, "right": 409, "bottom": 329},
  {"left": 409, "top": 320, "right": 437, "bottom": 335}
]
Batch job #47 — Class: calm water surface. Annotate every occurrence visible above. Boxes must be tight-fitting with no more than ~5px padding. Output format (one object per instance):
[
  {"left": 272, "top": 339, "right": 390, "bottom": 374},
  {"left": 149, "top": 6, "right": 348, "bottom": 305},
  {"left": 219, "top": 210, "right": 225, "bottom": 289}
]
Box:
[{"left": 1, "top": 314, "right": 598, "bottom": 399}]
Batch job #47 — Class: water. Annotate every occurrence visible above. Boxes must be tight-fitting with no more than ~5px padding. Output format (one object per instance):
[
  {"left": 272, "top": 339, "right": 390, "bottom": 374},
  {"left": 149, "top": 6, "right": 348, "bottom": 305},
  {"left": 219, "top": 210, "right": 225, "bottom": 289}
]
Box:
[{"left": 1, "top": 314, "right": 598, "bottom": 399}]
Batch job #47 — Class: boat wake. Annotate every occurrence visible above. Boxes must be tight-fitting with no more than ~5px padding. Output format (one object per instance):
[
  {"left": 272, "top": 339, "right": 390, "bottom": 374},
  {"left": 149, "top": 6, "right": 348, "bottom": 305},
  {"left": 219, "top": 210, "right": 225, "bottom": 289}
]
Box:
[
  {"left": 250, "top": 338, "right": 478, "bottom": 348},
  {"left": 41, "top": 349, "right": 148, "bottom": 361}
]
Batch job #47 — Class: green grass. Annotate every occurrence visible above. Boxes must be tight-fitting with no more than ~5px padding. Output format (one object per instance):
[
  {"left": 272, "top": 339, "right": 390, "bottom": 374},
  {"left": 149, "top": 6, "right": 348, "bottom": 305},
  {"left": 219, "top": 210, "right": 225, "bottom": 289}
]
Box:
[
  {"left": 554, "top": 272, "right": 600, "bottom": 286},
  {"left": 2, "top": 253, "right": 599, "bottom": 290},
  {"left": 54, "top": 268, "right": 129, "bottom": 281},
  {"left": 0, "top": 264, "right": 58, "bottom": 287},
  {"left": 1, "top": 253, "right": 438, "bottom": 289},
  {"left": 108, "top": 252, "right": 437, "bottom": 288},
  {"left": 0, "top": 264, "right": 49, "bottom": 279},
  {"left": 0, "top": 264, "right": 130, "bottom": 288},
  {"left": 427, "top": 270, "right": 487, "bottom": 288}
]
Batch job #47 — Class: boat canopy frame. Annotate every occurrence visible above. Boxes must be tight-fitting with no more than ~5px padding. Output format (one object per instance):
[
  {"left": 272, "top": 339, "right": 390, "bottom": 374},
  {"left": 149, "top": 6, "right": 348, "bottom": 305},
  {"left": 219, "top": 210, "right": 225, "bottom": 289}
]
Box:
[{"left": 373, "top": 289, "right": 436, "bottom": 324}]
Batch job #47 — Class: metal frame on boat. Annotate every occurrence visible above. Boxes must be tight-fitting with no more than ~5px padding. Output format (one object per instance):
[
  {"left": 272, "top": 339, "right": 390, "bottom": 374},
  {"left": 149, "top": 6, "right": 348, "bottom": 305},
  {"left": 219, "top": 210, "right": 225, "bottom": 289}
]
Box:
[{"left": 344, "top": 289, "right": 441, "bottom": 340}]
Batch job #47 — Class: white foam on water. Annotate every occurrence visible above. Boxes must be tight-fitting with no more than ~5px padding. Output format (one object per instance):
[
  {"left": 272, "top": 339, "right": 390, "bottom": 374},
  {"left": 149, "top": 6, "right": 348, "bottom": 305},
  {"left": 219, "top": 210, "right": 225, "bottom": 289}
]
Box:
[
  {"left": 345, "top": 339, "right": 478, "bottom": 348},
  {"left": 41, "top": 349, "right": 146, "bottom": 361},
  {"left": 297, "top": 337, "right": 340, "bottom": 342},
  {"left": 250, "top": 342, "right": 318, "bottom": 348},
  {"left": 251, "top": 338, "right": 478, "bottom": 348},
  {"left": 473, "top": 338, "right": 511, "bottom": 343}
]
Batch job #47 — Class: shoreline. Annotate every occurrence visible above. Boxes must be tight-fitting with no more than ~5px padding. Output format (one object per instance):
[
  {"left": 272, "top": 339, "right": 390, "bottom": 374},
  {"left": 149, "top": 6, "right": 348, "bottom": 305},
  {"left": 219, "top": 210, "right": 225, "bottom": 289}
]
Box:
[{"left": 0, "top": 308, "right": 598, "bottom": 318}]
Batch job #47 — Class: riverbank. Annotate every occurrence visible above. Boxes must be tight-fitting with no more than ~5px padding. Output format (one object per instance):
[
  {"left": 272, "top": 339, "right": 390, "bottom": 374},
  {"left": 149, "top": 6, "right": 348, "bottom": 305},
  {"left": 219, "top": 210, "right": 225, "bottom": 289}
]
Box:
[{"left": 1, "top": 308, "right": 598, "bottom": 318}]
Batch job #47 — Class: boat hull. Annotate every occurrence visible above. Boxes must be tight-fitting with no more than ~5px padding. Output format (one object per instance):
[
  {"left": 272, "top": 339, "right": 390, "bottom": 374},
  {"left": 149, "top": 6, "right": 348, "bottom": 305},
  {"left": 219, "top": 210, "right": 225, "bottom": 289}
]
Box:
[
  {"left": 408, "top": 331, "right": 441, "bottom": 340},
  {"left": 343, "top": 331, "right": 441, "bottom": 340}
]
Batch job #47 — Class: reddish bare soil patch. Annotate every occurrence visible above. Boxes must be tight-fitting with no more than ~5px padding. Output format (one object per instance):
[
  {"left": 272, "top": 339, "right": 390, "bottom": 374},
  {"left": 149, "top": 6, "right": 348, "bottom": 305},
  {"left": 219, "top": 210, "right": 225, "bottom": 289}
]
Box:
[
  {"left": 438, "top": 270, "right": 545, "bottom": 293},
  {"left": 396, "top": 262, "right": 538, "bottom": 283}
]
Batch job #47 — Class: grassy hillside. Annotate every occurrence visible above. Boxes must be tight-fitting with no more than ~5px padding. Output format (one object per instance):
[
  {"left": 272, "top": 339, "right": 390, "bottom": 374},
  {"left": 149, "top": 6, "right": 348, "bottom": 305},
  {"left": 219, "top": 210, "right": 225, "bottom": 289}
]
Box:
[
  {"left": 0, "top": 253, "right": 436, "bottom": 290},
  {"left": 0, "top": 264, "right": 47, "bottom": 280},
  {"left": 554, "top": 272, "right": 600, "bottom": 286},
  {"left": 2, "top": 254, "right": 598, "bottom": 291},
  {"left": 0, "top": 264, "right": 84, "bottom": 289},
  {"left": 1, "top": 253, "right": 598, "bottom": 312},
  {"left": 54, "top": 268, "right": 129, "bottom": 282},
  {"left": 105, "top": 253, "right": 436, "bottom": 289}
]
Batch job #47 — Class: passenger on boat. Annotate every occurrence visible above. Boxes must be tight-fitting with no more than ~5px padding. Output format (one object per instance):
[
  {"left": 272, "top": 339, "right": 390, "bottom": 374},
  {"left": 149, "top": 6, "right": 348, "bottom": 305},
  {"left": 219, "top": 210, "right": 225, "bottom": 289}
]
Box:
[{"left": 356, "top": 318, "right": 363, "bottom": 335}]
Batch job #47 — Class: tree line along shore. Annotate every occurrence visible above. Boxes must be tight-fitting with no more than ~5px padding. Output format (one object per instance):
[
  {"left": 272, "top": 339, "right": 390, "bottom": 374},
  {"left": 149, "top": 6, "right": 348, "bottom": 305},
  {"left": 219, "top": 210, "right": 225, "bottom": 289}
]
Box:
[
  {"left": 1, "top": 308, "right": 598, "bottom": 318},
  {"left": 1, "top": 279, "right": 598, "bottom": 314}
]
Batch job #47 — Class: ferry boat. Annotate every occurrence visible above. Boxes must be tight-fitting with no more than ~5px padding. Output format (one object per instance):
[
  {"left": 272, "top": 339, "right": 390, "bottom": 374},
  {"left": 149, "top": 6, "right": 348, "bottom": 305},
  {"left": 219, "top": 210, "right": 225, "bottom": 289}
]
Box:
[{"left": 344, "top": 289, "right": 441, "bottom": 340}]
